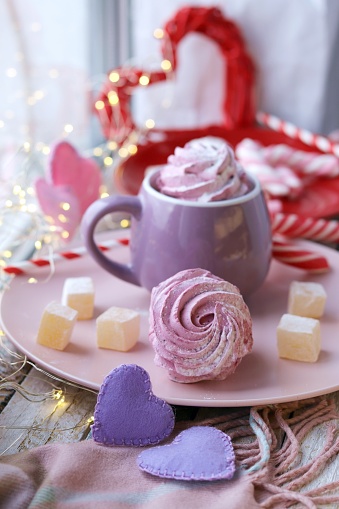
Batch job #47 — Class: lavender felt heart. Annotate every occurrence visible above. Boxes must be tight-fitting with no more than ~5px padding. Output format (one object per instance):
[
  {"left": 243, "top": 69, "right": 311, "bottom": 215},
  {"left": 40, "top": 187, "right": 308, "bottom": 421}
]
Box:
[
  {"left": 138, "top": 426, "right": 235, "bottom": 481},
  {"left": 92, "top": 364, "right": 175, "bottom": 447}
]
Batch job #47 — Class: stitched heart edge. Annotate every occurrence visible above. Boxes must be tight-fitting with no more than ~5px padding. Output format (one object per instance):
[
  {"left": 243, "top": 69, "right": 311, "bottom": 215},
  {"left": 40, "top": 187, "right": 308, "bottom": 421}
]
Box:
[{"left": 92, "top": 364, "right": 175, "bottom": 447}]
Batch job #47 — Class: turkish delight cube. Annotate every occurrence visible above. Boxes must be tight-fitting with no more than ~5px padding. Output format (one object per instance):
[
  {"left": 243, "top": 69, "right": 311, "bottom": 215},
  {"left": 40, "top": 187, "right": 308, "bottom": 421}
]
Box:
[
  {"left": 287, "top": 281, "right": 326, "bottom": 319},
  {"left": 96, "top": 306, "right": 140, "bottom": 351},
  {"left": 277, "top": 313, "right": 321, "bottom": 362},
  {"left": 36, "top": 301, "right": 78, "bottom": 350}
]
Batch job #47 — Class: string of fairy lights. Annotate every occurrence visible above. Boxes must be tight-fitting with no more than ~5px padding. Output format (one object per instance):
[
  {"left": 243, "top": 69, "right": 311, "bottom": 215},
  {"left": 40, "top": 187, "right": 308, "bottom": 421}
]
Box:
[
  {"left": 0, "top": 24, "right": 171, "bottom": 273},
  {"left": 0, "top": 19, "right": 170, "bottom": 448},
  {"left": 0, "top": 334, "right": 97, "bottom": 454},
  {"left": 93, "top": 26, "right": 171, "bottom": 150}
]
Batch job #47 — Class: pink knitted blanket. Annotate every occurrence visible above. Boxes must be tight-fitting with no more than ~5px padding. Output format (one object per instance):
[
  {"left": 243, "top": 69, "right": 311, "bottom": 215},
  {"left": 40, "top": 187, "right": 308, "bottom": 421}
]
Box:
[{"left": 0, "top": 397, "right": 338, "bottom": 509}]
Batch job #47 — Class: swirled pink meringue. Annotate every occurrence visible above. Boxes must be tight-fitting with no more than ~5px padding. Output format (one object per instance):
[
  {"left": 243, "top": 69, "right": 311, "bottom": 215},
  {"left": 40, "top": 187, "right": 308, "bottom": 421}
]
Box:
[
  {"left": 155, "top": 137, "right": 249, "bottom": 202},
  {"left": 149, "top": 268, "right": 253, "bottom": 383}
]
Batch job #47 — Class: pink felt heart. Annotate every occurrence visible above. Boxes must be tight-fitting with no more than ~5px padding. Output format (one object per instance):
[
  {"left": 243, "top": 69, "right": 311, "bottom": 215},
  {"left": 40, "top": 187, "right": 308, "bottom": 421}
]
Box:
[
  {"left": 49, "top": 141, "right": 102, "bottom": 215},
  {"left": 138, "top": 426, "right": 235, "bottom": 481},
  {"left": 35, "top": 178, "right": 81, "bottom": 239},
  {"left": 35, "top": 141, "right": 102, "bottom": 240},
  {"left": 92, "top": 364, "right": 175, "bottom": 447}
]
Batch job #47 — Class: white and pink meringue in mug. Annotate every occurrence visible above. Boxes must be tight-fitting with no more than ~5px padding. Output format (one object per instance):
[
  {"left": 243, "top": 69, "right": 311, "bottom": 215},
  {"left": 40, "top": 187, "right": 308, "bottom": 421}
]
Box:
[
  {"left": 155, "top": 137, "right": 249, "bottom": 202},
  {"left": 82, "top": 135, "right": 271, "bottom": 296}
]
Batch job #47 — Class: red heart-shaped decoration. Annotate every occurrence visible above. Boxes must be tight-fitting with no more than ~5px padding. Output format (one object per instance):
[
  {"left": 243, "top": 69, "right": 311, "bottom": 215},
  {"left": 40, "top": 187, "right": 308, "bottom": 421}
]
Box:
[{"left": 95, "top": 6, "right": 255, "bottom": 145}]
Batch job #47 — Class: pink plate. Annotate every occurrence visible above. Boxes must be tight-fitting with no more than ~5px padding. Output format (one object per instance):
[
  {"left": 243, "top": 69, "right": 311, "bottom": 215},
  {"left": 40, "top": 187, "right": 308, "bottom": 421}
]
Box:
[{"left": 1, "top": 239, "right": 339, "bottom": 407}]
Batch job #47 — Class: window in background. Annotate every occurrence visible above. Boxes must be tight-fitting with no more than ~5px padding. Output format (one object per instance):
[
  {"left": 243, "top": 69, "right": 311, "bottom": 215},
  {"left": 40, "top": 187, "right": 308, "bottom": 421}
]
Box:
[
  {"left": 0, "top": 0, "right": 131, "bottom": 156},
  {"left": 0, "top": 0, "right": 131, "bottom": 262},
  {"left": 89, "top": 0, "right": 132, "bottom": 147},
  {"left": 1, "top": 0, "right": 89, "bottom": 158}
]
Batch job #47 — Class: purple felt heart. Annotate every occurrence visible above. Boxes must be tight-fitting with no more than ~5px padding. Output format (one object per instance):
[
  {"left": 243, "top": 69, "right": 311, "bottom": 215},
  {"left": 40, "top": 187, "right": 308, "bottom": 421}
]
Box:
[
  {"left": 92, "top": 364, "right": 175, "bottom": 447},
  {"left": 138, "top": 426, "right": 235, "bottom": 481}
]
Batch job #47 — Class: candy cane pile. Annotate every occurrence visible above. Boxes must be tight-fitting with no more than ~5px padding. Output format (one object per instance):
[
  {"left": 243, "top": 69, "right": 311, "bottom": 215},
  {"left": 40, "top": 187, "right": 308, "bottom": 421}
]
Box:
[
  {"left": 235, "top": 138, "right": 339, "bottom": 201},
  {"left": 233, "top": 128, "right": 339, "bottom": 272}
]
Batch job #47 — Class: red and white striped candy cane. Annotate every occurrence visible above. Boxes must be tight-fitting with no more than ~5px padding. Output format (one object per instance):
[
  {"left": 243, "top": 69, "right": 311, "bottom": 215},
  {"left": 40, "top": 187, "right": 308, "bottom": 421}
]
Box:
[
  {"left": 271, "top": 212, "right": 339, "bottom": 243},
  {"left": 2, "top": 227, "right": 334, "bottom": 277},
  {"left": 262, "top": 144, "right": 339, "bottom": 178},
  {"left": 2, "top": 238, "right": 129, "bottom": 276},
  {"left": 272, "top": 237, "right": 330, "bottom": 273},
  {"left": 235, "top": 138, "right": 303, "bottom": 198},
  {"left": 236, "top": 137, "right": 339, "bottom": 179},
  {"left": 256, "top": 111, "right": 339, "bottom": 158}
]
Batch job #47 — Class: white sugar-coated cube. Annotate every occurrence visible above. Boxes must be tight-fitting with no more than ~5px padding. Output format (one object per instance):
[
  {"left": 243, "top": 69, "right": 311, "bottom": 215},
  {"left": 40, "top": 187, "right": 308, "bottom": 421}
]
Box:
[
  {"left": 288, "top": 281, "right": 327, "bottom": 319},
  {"left": 96, "top": 306, "right": 140, "bottom": 351},
  {"left": 277, "top": 313, "right": 321, "bottom": 362},
  {"left": 62, "top": 277, "right": 94, "bottom": 320},
  {"left": 36, "top": 301, "right": 78, "bottom": 350}
]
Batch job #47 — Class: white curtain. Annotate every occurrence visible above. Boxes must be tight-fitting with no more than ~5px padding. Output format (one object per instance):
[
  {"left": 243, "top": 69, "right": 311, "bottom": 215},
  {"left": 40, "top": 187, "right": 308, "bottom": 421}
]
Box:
[
  {"left": 0, "top": 0, "right": 95, "bottom": 256},
  {"left": 0, "top": 0, "right": 91, "bottom": 158},
  {"left": 130, "top": 0, "right": 339, "bottom": 135}
]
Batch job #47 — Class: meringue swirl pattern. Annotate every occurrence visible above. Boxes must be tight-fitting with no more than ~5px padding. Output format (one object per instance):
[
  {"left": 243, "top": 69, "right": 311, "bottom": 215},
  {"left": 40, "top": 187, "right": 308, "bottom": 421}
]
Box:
[
  {"left": 155, "top": 137, "right": 249, "bottom": 202},
  {"left": 149, "top": 268, "right": 253, "bottom": 383}
]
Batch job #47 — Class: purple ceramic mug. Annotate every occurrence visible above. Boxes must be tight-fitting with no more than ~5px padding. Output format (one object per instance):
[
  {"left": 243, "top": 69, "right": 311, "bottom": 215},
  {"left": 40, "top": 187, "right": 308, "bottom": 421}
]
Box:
[{"left": 81, "top": 169, "right": 272, "bottom": 296}]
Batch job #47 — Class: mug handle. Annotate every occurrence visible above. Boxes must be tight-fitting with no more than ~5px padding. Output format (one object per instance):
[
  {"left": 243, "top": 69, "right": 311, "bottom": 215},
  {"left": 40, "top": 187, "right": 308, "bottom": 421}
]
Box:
[{"left": 81, "top": 195, "right": 142, "bottom": 286}]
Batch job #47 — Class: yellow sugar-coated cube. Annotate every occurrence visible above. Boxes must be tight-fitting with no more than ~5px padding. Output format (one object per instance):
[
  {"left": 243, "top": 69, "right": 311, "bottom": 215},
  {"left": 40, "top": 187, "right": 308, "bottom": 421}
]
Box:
[
  {"left": 62, "top": 277, "right": 94, "bottom": 320},
  {"left": 96, "top": 306, "right": 140, "bottom": 351},
  {"left": 277, "top": 313, "right": 321, "bottom": 362},
  {"left": 36, "top": 301, "right": 78, "bottom": 350},
  {"left": 288, "top": 281, "right": 327, "bottom": 319}
]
